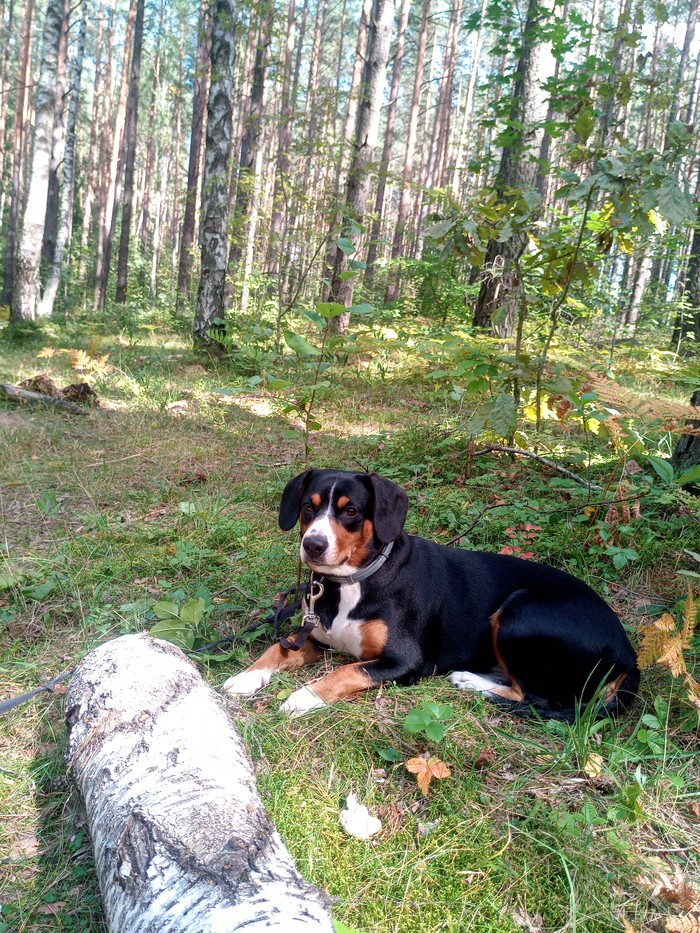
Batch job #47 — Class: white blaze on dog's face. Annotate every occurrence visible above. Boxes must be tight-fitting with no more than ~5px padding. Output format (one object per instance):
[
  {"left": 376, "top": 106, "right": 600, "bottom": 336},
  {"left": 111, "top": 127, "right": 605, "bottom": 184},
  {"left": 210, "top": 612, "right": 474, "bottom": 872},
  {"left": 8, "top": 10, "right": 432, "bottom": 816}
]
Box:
[{"left": 298, "top": 480, "right": 376, "bottom": 576}]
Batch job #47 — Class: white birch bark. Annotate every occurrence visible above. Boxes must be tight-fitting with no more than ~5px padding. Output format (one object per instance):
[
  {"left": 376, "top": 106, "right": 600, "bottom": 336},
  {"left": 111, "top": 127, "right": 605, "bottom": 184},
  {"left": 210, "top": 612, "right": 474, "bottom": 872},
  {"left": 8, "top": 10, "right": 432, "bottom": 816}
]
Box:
[
  {"left": 193, "top": 0, "right": 236, "bottom": 347},
  {"left": 37, "top": 0, "right": 88, "bottom": 318},
  {"left": 10, "top": 0, "right": 64, "bottom": 322},
  {"left": 65, "top": 634, "right": 334, "bottom": 933}
]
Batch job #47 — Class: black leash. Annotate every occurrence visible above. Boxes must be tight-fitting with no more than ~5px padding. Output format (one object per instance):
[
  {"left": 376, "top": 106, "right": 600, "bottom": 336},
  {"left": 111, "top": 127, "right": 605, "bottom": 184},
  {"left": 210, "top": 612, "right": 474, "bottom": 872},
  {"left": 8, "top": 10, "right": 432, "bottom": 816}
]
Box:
[
  {"left": 0, "top": 580, "right": 310, "bottom": 717},
  {"left": 0, "top": 669, "right": 74, "bottom": 716}
]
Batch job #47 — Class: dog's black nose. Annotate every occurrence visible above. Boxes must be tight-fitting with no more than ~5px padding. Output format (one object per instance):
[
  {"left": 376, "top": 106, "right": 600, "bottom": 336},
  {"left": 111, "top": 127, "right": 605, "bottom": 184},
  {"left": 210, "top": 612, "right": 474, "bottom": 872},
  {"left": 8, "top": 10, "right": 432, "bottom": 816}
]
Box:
[{"left": 303, "top": 535, "right": 328, "bottom": 559}]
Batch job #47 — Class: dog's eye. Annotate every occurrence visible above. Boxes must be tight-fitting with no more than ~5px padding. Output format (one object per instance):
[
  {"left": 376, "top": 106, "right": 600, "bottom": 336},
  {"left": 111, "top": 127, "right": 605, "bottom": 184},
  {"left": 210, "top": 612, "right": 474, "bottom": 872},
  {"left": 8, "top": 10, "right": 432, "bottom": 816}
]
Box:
[
  {"left": 302, "top": 502, "right": 313, "bottom": 513},
  {"left": 345, "top": 506, "right": 358, "bottom": 517}
]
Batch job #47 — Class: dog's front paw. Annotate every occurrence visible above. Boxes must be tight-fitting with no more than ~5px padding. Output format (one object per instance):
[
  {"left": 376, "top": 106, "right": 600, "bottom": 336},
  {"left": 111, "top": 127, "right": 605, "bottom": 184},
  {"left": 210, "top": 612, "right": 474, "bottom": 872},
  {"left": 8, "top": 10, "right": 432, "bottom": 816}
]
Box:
[
  {"left": 280, "top": 685, "right": 327, "bottom": 717},
  {"left": 222, "top": 668, "right": 271, "bottom": 696}
]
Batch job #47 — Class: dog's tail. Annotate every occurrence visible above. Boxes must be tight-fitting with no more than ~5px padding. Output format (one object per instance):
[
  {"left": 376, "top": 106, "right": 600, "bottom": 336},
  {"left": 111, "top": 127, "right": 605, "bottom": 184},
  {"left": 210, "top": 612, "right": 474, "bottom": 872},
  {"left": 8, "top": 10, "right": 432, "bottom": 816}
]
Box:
[{"left": 488, "top": 665, "right": 641, "bottom": 724}]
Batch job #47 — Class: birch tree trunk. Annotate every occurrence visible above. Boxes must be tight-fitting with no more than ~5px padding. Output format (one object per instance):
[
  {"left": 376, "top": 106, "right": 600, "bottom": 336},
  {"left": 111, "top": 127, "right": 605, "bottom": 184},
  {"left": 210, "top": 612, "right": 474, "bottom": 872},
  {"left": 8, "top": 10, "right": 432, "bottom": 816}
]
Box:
[
  {"left": 41, "top": 0, "right": 69, "bottom": 271},
  {"left": 65, "top": 634, "right": 334, "bottom": 933},
  {"left": 37, "top": 0, "right": 88, "bottom": 318},
  {"left": 10, "top": 0, "right": 64, "bottom": 322},
  {"left": 193, "top": 0, "right": 236, "bottom": 348},
  {"left": 1, "top": 0, "right": 35, "bottom": 307}
]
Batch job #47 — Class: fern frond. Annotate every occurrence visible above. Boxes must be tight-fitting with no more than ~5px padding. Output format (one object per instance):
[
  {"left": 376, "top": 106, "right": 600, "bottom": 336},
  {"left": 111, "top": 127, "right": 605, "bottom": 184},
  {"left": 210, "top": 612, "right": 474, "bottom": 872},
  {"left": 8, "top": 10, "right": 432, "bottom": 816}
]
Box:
[{"left": 682, "top": 586, "right": 697, "bottom": 650}]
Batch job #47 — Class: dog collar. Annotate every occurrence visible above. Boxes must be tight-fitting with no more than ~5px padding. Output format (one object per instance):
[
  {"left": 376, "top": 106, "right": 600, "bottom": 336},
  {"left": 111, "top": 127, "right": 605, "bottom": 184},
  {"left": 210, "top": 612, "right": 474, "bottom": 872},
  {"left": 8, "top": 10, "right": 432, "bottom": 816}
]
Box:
[{"left": 319, "top": 541, "right": 394, "bottom": 585}]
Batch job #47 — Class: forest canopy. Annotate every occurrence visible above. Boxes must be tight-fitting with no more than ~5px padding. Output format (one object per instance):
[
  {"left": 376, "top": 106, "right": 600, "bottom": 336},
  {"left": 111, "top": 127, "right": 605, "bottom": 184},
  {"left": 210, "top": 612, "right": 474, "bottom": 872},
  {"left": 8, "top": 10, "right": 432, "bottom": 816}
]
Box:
[{"left": 0, "top": 0, "right": 698, "bottom": 349}]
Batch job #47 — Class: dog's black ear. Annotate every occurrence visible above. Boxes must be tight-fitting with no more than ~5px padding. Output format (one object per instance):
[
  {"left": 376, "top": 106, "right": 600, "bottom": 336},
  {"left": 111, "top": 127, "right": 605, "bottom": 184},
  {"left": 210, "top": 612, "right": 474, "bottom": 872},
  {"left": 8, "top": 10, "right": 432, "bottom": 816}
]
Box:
[
  {"left": 279, "top": 469, "right": 315, "bottom": 530},
  {"left": 367, "top": 473, "right": 408, "bottom": 543}
]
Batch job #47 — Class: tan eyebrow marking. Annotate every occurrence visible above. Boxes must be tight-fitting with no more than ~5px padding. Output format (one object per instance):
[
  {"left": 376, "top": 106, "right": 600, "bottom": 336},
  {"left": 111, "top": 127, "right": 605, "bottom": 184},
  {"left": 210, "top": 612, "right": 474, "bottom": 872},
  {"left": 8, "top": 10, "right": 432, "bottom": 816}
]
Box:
[
  {"left": 337, "top": 496, "right": 350, "bottom": 508},
  {"left": 310, "top": 493, "right": 322, "bottom": 507}
]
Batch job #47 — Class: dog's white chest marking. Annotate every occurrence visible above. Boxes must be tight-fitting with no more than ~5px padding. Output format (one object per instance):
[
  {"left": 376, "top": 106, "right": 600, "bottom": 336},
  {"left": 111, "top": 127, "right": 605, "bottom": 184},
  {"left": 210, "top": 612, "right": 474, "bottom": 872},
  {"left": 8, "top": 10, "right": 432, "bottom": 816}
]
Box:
[{"left": 313, "top": 582, "right": 363, "bottom": 657}]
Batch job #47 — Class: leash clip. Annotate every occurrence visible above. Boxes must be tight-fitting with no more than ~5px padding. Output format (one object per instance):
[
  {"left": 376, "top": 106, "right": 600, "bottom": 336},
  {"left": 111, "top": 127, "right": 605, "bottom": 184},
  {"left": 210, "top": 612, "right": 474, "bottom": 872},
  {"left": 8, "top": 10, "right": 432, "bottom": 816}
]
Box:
[
  {"left": 302, "top": 578, "right": 324, "bottom": 629},
  {"left": 278, "top": 576, "right": 324, "bottom": 651}
]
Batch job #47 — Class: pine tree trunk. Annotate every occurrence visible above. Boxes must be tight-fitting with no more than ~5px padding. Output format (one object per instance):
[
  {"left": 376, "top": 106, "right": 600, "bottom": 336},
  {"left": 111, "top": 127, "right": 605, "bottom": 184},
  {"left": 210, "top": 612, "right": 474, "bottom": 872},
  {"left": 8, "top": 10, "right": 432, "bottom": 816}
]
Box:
[
  {"left": 2, "top": 0, "right": 35, "bottom": 307},
  {"left": 193, "top": 0, "right": 237, "bottom": 348},
  {"left": 472, "top": 0, "right": 556, "bottom": 334},
  {"left": 169, "top": 20, "right": 185, "bottom": 281},
  {"left": 328, "top": 0, "right": 395, "bottom": 334},
  {"left": 176, "top": 4, "right": 212, "bottom": 308},
  {"left": 37, "top": 0, "right": 88, "bottom": 318},
  {"left": 65, "top": 634, "right": 334, "bottom": 933},
  {"left": 94, "top": 0, "right": 136, "bottom": 310},
  {"left": 115, "top": 0, "right": 145, "bottom": 304},
  {"left": 229, "top": 2, "right": 273, "bottom": 271},
  {"left": 452, "top": 0, "right": 487, "bottom": 196},
  {"left": 365, "top": 0, "right": 410, "bottom": 290},
  {"left": 138, "top": 0, "right": 164, "bottom": 262},
  {"left": 10, "top": 0, "right": 64, "bottom": 322},
  {"left": 77, "top": 0, "right": 105, "bottom": 282},
  {"left": 266, "top": 0, "right": 296, "bottom": 280},
  {"left": 385, "top": 0, "right": 429, "bottom": 302}
]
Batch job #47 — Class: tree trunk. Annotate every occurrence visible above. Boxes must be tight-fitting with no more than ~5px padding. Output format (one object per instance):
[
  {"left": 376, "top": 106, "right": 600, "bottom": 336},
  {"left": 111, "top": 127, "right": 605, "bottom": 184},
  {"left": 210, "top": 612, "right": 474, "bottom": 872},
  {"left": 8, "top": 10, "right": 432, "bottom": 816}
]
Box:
[
  {"left": 77, "top": 0, "right": 105, "bottom": 282},
  {"left": 320, "top": 0, "right": 372, "bottom": 303},
  {"left": 364, "top": 0, "right": 410, "bottom": 290},
  {"left": 94, "top": 0, "right": 136, "bottom": 310},
  {"left": 114, "top": 0, "right": 145, "bottom": 304},
  {"left": 472, "top": 0, "right": 556, "bottom": 334},
  {"left": 36, "top": 0, "right": 88, "bottom": 318},
  {"left": 266, "top": 0, "right": 296, "bottom": 281},
  {"left": 385, "top": 0, "right": 429, "bottom": 303},
  {"left": 1, "top": 0, "right": 35, "bottom": 307},
  {"left": 671, "top": 390, "right": 700, "bottom": 473},
  {"left": 65, "top": 634, "right": 334, "bottom": 932},
  {"left": 193, "top": 0, "right": 237, "bottom": 348},
  {"left": 328, "top": 0, "right": 395, "bottom": 333},
  {"left": 10, "top": 0, "right": 64, "bottom": 322},
  {"left": 41, "top": 0, "right": 69, "bottom": 271},
  {"left": 138, "top": 0, "right": 164, "bottom": 262},
  {"left": 452, "top": 0, "right": 487, "bottom": 197},
  {"left": 229, "top": 2, "right": 273, "bottom": 271},
  {"left": 176, "top": 3, "right": 212, "bottom": 308}
]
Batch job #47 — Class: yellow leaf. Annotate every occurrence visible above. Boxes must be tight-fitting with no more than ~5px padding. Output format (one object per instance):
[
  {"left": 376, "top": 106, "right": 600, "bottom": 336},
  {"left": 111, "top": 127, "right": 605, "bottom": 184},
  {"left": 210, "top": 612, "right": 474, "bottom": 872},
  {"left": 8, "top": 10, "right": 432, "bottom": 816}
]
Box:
[{"left": 584, "top": 753, "right": 604, "bottom": 778}]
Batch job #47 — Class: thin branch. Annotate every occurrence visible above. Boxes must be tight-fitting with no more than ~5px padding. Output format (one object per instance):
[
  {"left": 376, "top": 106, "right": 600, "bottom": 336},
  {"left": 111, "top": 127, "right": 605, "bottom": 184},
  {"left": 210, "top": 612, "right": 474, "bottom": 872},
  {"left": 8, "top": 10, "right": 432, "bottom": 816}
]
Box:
[{"left": 472, "top": 444, "right": 602, "bottom": 489}]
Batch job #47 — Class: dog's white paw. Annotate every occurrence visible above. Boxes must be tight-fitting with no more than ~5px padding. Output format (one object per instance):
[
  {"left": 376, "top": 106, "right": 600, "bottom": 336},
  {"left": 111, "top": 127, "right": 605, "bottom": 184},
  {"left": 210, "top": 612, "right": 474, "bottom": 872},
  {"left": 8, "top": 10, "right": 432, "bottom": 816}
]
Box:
[
  {"left": 448, "top": 670, "right": 501, "bottom": 694},
  {"left": 280, "top": 685, "right": 327, "bottom": 717},
  {"left": 222, "top": 668, "right": 271, "bottom": 696}
]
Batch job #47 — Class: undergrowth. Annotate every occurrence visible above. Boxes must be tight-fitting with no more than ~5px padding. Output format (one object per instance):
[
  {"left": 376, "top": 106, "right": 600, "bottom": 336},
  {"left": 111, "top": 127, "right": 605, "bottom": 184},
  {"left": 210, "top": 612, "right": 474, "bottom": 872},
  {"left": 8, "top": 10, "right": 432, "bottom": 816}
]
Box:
[{"left": 1, "top": 312, "right": 699, "bottom": 932}]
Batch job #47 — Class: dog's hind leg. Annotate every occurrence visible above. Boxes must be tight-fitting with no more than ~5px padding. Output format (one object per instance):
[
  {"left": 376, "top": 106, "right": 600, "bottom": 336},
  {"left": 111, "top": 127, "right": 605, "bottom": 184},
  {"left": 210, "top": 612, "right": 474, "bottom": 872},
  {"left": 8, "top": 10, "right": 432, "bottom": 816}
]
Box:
[{"left": 448, "top": 669, "right": 524, "bottom": 701}]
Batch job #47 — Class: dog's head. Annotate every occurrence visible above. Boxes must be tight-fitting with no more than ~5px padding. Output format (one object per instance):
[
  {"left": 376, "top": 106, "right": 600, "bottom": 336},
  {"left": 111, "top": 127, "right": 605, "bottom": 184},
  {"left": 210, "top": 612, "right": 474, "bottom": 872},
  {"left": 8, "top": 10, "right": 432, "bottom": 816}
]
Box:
[{"left": 278, "top": 469, "right": 408, "bottom": 576}]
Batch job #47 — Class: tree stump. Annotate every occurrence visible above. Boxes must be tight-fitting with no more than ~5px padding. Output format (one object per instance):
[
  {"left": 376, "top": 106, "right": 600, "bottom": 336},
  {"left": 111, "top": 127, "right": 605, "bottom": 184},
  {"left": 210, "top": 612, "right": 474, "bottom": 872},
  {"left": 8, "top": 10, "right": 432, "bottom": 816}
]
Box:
[{"left": 65, "top": 634, "right": 333, "bottom": 932}]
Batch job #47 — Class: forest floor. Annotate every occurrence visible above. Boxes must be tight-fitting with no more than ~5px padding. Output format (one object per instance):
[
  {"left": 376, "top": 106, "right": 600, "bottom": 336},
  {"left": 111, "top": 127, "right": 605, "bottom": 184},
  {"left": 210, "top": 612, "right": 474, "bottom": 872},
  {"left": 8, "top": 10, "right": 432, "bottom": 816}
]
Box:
[{"left": 0, "top": 307, "right": 699, "bottom": 933}]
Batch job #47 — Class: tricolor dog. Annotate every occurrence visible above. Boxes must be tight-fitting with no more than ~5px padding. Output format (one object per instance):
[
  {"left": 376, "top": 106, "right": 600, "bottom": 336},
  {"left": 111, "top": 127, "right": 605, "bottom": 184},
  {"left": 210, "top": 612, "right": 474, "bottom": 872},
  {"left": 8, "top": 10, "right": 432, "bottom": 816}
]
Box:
[{"left": 223, "top": 469, "right": 639, "bottom": 719}]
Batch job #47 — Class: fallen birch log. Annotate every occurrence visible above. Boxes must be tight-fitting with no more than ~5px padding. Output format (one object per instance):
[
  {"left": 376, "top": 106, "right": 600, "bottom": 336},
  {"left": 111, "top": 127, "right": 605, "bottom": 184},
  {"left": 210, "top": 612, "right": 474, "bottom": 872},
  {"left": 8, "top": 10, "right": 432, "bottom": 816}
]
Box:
[{"left": 65, "top": 634, "right": 333, "bottom": 932}]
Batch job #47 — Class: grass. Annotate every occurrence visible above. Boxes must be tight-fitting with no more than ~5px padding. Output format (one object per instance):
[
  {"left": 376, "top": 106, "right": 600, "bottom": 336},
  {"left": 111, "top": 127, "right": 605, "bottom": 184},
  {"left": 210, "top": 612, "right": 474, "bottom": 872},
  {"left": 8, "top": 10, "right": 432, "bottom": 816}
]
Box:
[{"left": 1, "top": 309, "right": 699, "bottom": 932}]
